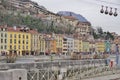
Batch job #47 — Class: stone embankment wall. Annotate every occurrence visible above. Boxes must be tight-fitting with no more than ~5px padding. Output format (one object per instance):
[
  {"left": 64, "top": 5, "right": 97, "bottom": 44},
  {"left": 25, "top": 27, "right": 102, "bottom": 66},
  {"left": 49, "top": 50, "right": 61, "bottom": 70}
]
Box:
[{"left": 0, "top": 69, "right": 27, "bottom": 80}]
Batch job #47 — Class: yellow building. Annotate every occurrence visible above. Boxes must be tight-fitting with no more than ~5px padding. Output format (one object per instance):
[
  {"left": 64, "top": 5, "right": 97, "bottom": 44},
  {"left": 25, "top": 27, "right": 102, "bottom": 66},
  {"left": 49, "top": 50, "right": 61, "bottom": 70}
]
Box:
[
  {"left": 39, "top": 34, "right": 46, "bottom": 55},
  {"left": 74, "top": 38, "right": 79, "bottom": 53},
  {"left": 82, "top": 40, "right": 90, "bottom": 52},
  {"left": 79, "top": 39, "right": 82, "bottom": 52},
  {"left": 29, "top": 29, "right": 40, "bottom": 55},
  {"left": 50, "top": 38, "right": 57, "bottom": 53},
  {"left": 95, "top": 40, "right": 105, "bottom": 53},
  {"left": 89, "top": 41, "right": 95, "bottom": 52},
  {"left": 7, "top": 26, "right": 31, "bottom": 56},
  {"left": 55, "top": 34, "right": 63, "bottom": 54}
]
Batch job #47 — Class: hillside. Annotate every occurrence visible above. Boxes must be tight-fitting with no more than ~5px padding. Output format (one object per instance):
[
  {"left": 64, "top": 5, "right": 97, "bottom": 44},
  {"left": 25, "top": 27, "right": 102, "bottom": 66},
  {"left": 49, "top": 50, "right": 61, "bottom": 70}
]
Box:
[
  {"left": 0, "top": 0, "right": 91, "bottom": 35},
  {"left": 0, "top": 0, "right": 69, "bottom": 33}
]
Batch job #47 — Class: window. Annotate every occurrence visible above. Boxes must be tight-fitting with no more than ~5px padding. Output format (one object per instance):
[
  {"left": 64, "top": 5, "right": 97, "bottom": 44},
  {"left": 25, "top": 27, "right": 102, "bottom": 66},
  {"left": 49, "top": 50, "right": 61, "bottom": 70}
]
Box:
[
  {"left": 23, "top": 46, "right": 24, "bottom": 49},
  {"left": 19, "top": 34, "right": 21, "bottom": 38},
  {"left": 14, "top": 45, "right": 16, "bottom": 50},
  {"left": 14, "top": 39, "right": 16, "bottom": 44},
  {"left": 1, "top": 39, "right": 3, "bottom": 43},
  {"left": 1, "top": 28, "right": 5, "bottom": 31},
  {"left": 18, "top": 40, "right": 20, "bottom": 44},
  {"left": 4, "top": 45, "right": 7, "bottom": 49},
  {"left": 23, "top": 40, "right": 24, "bottom": 44},
  {"left": 26, "top": 35, "right": 28, "bottom": 39},
  {"left": 10, "top": 45, "right": 12, "bottom": 49},
  {"left": 1, "top": 28, "right": 3, "bottom": 31},
  {"left": 1, "top": 33, "right": 3, "bottom": 37},
  {"left": 5, "top": 39, "right": 7, "bottom": 43},
  {"left": 14, "top": 34, "right": 16, "bottom": 38},
  {"left": 5, "top": 33, "right": 7, "bottom": 37},
  {"left": 10, "top": 34, "right": 12, "bottom": 38},
  {"left": 26, "top": 46, "right": 28, "bottom": 49},
  {"left": 26, "top": 41, "right": 28, "bottom": 44},
  {"left": 10, "top": 39, "right": 12, "bottom": 43},
  {"left": 19, "top": 45, "right": 20, "bottom": 49},
  {"left": 23, "top": 35, "right": 24, "bottom": 38}
]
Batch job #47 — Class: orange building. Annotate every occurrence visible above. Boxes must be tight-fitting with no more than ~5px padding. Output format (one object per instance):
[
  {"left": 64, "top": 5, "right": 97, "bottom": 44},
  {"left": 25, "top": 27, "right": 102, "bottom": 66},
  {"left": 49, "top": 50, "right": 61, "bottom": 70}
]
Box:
[
  {"left": 50, "top": 38, "right": 57, "bottom": 54},
  {"left": 45, "top": 36, "right": 57, "bottom": 54}
]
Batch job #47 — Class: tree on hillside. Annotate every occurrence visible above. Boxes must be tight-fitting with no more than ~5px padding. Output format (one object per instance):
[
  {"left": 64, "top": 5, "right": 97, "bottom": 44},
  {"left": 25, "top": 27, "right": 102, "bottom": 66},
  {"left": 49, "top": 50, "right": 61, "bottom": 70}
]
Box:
[
  {"left": 97, "top": 27, "right": 103, "bottom": 34},
  {"left": 92, "top": 27, "right": 114, "bottom": 40},
  {"left": 105, "top": 31, "right": 114, "bottom": 40}
]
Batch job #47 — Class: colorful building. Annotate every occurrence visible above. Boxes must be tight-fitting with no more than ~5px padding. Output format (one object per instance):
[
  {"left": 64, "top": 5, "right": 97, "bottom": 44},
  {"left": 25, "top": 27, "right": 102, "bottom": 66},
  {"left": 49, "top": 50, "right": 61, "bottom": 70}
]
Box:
[
  {"left": 50, "top": 38, "right": 57, "bottom": 54},
  {"left": 75, "top": 22, "right": 91, "bottom": 35},
  {"left": 89, "top": 41, "right": 95, "bottom": 52},
  {"left": 7, "top": 26, "right": 31, "bottom": 56},
  {"left": 62, "top": 36, "right": 74, "bottom": 55},
  {"left": 82, "top": 40, "right": 90, "bottom": 52},
  {"left": 95, "top": 40, "right": 105, "bottom": 53},
  {"left": 111, "top": 42, "right": 116, "bottom": 53},
  {"left": 74, "top": 38, "right": 79, "bottom": 53},
  {"left": 30, "top": 29, "right": 40, "bottom": 55},
  {"left": 55, "top": 34, "right": 63, "bottom": 54},
  {"left": 39, "top": 34, "right": 46, "bottom": 55},
  {"left": 104, "top": 40, "right": 111, "bottom": 52},
  {"left": 45, "top": 35, "right": 57, "bottom": 54},
  {"left": 0, "top": 25, "right": 7, "bottom": 55},
  {"left": 79, "top": 39, "right": 82, "bottom": 52}
]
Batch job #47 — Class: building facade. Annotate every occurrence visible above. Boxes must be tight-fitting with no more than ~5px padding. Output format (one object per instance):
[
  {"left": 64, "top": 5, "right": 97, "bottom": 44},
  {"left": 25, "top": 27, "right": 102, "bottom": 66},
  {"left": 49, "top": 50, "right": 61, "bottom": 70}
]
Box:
[
  {"left": 39, "top": 34, "right": 46, "bottom": 55},
  {"left": 30, "top": 29, "right": 40, "bottom": 55},
  {"left": 82, "top": 40, "right": 90, "bottom": 52},
  {"left": 63, "top": 37, "right": 74, "bottom": 55},
  {"left": 74, "top": 38, "right": 79, "bottom": 53},
  {"left": 7, "top": 26, "right": 31, "bottom": 56},
  {"left": 104, "top": 40, "right": 111, "bottom": 52},
  {"left": 95, "top": 40, "right": 105, "bottom": 53},
  {"left": 0, "top": 25, "right": 7, "bottom": 55},
  {"left": 55, "top": 34, "right": 63, "bottom": 54}
]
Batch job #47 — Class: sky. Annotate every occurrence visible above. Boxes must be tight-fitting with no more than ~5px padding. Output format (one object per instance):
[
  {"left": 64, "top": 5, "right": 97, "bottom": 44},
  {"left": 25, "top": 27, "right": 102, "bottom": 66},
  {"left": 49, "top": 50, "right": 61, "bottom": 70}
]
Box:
[{"left": 32, "top": 0, "right": 120, "bottom": 34}]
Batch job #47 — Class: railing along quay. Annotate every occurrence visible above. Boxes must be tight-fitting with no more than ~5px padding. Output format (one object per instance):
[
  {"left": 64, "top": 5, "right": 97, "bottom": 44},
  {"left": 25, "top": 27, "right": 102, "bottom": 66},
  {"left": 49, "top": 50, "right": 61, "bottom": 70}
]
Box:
[{"left": 0, "top": 59, "right": 106, "bottom": 70}]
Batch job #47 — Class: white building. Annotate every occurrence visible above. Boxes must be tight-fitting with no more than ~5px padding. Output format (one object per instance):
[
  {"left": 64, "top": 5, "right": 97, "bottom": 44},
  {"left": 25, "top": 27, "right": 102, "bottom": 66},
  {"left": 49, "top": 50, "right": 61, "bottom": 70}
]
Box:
[{"left": 62, "top": 36, "right": 74, "bottom": 55}]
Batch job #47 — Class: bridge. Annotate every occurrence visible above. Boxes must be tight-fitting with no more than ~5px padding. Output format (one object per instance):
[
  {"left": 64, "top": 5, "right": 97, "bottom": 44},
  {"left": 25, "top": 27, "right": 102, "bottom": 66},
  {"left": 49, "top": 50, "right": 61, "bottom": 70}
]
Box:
[{"left": 0, "top": 59, "right": 120, "bottom": 80}]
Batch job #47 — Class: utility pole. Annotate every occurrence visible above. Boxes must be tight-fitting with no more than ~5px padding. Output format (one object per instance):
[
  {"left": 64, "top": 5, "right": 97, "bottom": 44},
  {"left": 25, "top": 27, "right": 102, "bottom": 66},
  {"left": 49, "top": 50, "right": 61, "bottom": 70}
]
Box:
[
  {"left": 116, "top": 44, "right": 119, "bottom": 65},
  {"left": 115, "top": 38, "right": 119, "bottom": 66}
]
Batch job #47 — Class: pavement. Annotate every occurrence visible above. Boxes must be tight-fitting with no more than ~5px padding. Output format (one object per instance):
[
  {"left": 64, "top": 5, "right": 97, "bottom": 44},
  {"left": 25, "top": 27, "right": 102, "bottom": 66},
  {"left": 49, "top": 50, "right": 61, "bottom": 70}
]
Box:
[{"left": 83, "top": 73, "right": 120, "bottom": 80}]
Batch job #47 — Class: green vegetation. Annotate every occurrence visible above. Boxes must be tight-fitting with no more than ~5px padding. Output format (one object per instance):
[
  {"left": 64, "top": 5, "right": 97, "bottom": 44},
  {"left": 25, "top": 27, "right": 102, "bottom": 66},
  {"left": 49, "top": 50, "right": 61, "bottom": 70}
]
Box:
[
  {"left": 0, "top": 12, "right": 65, "bottom": 33},
  {"left": 92, "top": 27, "right": 114, "bottom": 40},
  {"left": 0, "top": 12, "right": 45, "bottom": 32}
]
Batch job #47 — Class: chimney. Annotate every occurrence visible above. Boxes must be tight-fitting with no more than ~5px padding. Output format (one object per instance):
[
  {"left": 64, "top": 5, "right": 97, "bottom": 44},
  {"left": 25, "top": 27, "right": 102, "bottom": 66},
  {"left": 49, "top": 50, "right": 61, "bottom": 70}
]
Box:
[{"left": 13, "top": 26, "right": 17, "bottom": 30}]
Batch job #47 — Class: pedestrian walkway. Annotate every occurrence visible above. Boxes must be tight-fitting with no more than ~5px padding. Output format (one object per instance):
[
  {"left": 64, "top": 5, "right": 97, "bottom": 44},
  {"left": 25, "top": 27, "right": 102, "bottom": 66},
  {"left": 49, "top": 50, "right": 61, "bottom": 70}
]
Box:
[{"left": 83, "top": 73, "right": 120, "bottom": 80}]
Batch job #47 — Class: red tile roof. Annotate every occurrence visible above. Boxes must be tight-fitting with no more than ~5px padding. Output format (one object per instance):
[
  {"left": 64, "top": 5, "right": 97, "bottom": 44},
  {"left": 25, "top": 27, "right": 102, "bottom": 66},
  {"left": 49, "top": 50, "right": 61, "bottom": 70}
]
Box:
[
  {"left": 0, "top": 25, "right": 39, "bottom": 34},
  {"left": 7, "top": 27, "right": 22, "bottom": 32},
  {"left": 29, "top": 29, "right": 38, "bottom": 34}
]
